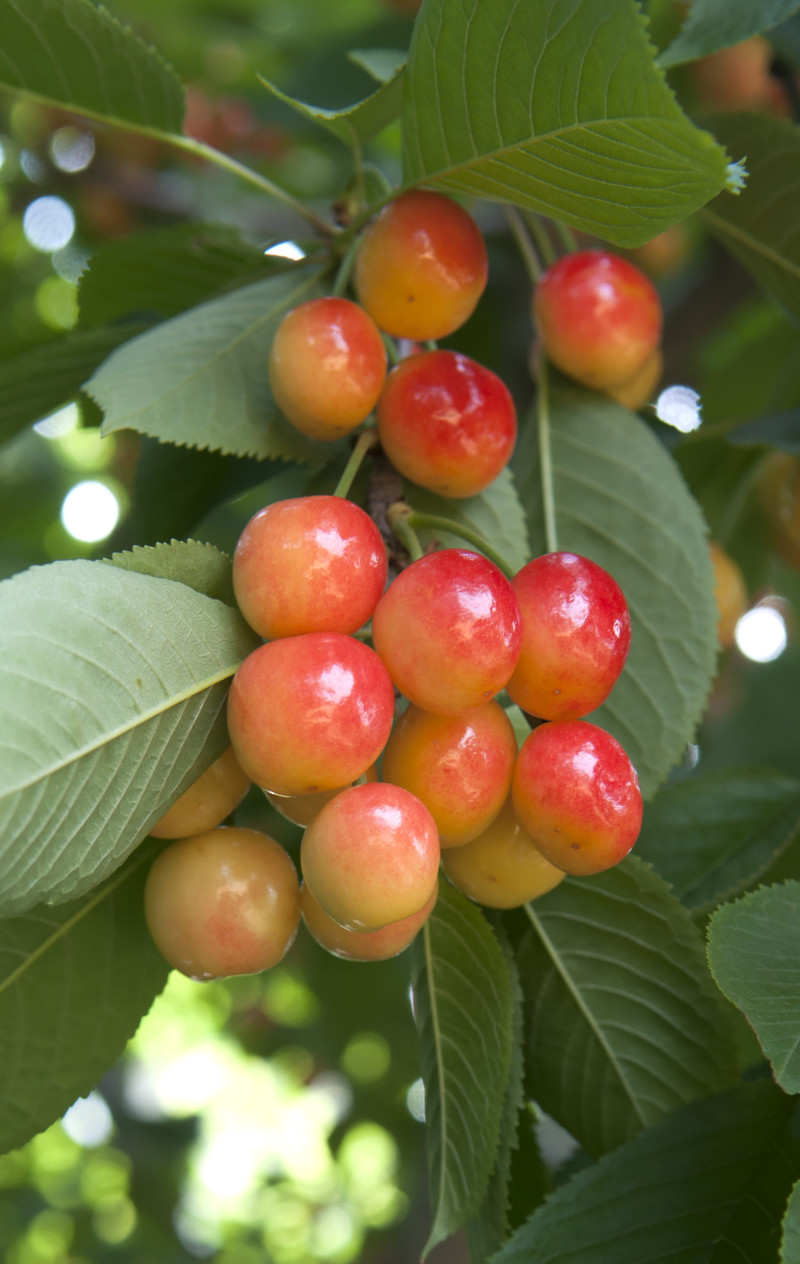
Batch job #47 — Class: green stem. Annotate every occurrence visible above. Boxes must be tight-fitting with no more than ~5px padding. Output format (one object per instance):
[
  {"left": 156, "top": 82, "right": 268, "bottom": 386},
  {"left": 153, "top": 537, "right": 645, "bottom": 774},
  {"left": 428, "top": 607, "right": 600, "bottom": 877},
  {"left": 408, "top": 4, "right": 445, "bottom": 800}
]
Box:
[
  {"left": 333, "top": 429, "right": 379, "bottom": 498},
  {"left": 716, "top": 453, "right": 770, "bottom": 548},
  {"left": 537, "top": 359, "right": 559, "bottom": 553},
  {"left": 404, "top": 511, "right": 516, "bottom": 579},
  {"left": 361, "top": 162, "right": 395, "bottom": 199},
  {"left": 553, "top": 219, "right": 579, "bottom": 255},
  {"left": 383, "top": 335, "right": 402, "bottom": 367},
  {"left": 331, "top": 231, "right": 364, "bottom": 298},
  {"left": 387, "top": 503, "right": 424, "bottom": 562},
  {"left": 525, "top": 213, "right": 558, "bottom": 267},
  {"left": 505, "top": 205, "right": 543, "bottom": 283}
]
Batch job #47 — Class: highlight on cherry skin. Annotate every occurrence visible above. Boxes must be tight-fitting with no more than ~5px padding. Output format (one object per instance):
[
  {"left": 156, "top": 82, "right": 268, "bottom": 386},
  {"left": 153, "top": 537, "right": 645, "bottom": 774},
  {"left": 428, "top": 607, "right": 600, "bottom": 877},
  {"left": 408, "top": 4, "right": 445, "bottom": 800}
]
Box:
[
  {"left": 506, "top": 551, "right": 631, "bottom": 722},
  {"left": 268, "top": 295, "right": 387, "bottom": 440},
  {"left": 371, "top": 548, "right": 522, "bottom": 716},
  {"left": 300, "top": 781, "right": 440, "bottom": 932},
  {"left": 381, "top": 700, "right": 517, "bottom": 847},
  {"left": 149, "top": 746, "right": 251, "bottom": 839},
  {"left": 300, "top": 881, "right": 439, "bottom": 962},
  {"left": 376, "top": 349, "right": 517, "bottom": 499},
  {"left": 533, "top": 249, "right": 663, "bottom": 391},
  {"left": 512, "top": 720, "right": 643, "bottom": 876},
  {"left": 441, "top": 796, "right": 566, "bottom": 909},
  {"left": 227, "top": 632, "right": 395, "bottom": 797},
  {"left": 232, "top": 495, "right": 388, "bottom": 640},
  {"left": 144, "top": 827, "right": 301, "bottom": 980},
  {"left": 353, "top": 188, "right": 489, "bottom": 341}
]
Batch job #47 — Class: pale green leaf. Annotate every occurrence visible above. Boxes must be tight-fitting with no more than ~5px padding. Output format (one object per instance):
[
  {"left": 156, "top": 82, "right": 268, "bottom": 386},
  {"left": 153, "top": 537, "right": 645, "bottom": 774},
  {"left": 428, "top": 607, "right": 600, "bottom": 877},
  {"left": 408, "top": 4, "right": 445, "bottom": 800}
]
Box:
[
  {"left": 0, "top": 848, "right": 168, "bottom": 1156},
  {"left": 0, "top": 0, "right": 183, "bottom": 135},
  {"left": 659, "top": 0, "right": 800, "bottom": 69},
  {"left": 105, "top": 538, "right": 235, "bottom": 606},
  {"left": 405, "top": 466, "right": 531, "bottom": 575},
  {"left": 258, "top": 63, "right": 404, "bottom": 146},
  {"left": 411, "top": 882, "right": 514, "bottom": 1258},
  {"left": 519, "top": 857, "right": 739, "bottom": 1158},
  {"left": 782, "top": 1181, "right": 800, "bottom": 1264},
  {"left": 348, "top": 48, "right": 406, "bottom": 84},
  {"left": 707, "top": 880, "right": 800, "bottom": 1093},
  {"left": 403, "top": 0, "right": 733, "bottom": 247},
  {"left": 0, "top": 559, "right": 258, "bottom": 917}
]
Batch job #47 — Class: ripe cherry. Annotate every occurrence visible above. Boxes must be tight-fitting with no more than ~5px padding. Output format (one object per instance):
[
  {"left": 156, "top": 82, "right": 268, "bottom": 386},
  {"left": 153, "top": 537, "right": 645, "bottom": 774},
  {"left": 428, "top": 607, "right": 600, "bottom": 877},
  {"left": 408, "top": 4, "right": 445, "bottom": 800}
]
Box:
[
  {"left": 376, "top": 350, "right": 517, "bottom": 498},
  {"left": 150, "top": 747, "right": 251, "bottom": 839},
  {"left": 269, "top": 296, "right": 387, "bottom": 440},
  {"left": 605, "top": 347, "right": 663, "bottom": 411},
  {"left": 442, "top": 796, "right": 565, "bottom": 908},
  {"left": 301, "top": 881, "right": 438, "bottom": 961},
  {"left": 353, "top": 189, "right": 488, "bottom": 340},
  {"left": 232, "top": 495, "right": 387, "bottom": 640}
]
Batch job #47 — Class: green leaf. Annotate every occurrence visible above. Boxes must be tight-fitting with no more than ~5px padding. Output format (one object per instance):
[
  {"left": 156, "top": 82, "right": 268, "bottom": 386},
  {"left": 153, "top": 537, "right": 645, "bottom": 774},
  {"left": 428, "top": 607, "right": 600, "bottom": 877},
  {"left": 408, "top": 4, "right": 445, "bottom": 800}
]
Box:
[
  {"left": 0, "top": 848, "right": 168, "bottom": 1157},
  {"left": 729, "top": 412, "right": 800, "bottom": 455},
  {"left": 104, "top": 538, "right": 236, "bottom": 607},
  {"left": 405, "top": 466, "right": 531, "bottom": 575},
  {"left": 402, "top": 0, "right": 734, "bottom": 247},
  {"left": 519, "top": 857, "right": 739, "bottom": 1158},
  {"left": 87, "top": 270, "right": 342, "bottom": 463},
  {"left": 411, "top": 882, "right": 515, "bottom": 1258},
  {"left": 515, "top": 381, "right": 717, "bottom": 797},
  {"left": 348, "top": 48, "right": 406, "bottom": 84},
  {"left": 492, "top": 1080, "right": 799, "bottom": 1264},
  {"left": 707, "top": 880, "right": 800, "bottom": 1093},
  {"left": 783, "top": 1181, "right": 800, "bottom": 1264},
  {"left": 258, "top": 63, "right": 404, "bottom": 146},
  {"left": 658, "top": 0, "right": 800, "bottom": 69},
  {"left": 0, "top": 559, "right": 258, "bottom": 917},
  {"left": 636, "top": 769, "right": 800, "bottom": 910},
  {"left": 0, "top": 0, "right": 183, "bottom": 136},
  {"left": 702, "top": 114, "right": 800, "bottom": 323}
]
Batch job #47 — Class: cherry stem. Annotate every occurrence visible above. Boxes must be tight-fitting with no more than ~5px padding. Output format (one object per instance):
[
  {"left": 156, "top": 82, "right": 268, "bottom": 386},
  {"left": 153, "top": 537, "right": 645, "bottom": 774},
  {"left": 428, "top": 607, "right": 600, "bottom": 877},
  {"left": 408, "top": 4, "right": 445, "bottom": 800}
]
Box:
[
  {"left": 333, "top": 429, "right": 379, "bottom": 498},
  {"left": 402, "top": 510, "right": 516, "bottom": 579},
  {"left": 553, "top": 219, "right": 579, "bottom": 255},
  {"left": 331, "top": 231, "right": 363, "bottom": 298},
  {"left": 383, "top": 336, "right": 402, "bottom": 367},
  {"left": 537, "top": 359, "right": 559, "bottom": 554},
  {"left": 387, "top": 503, "right": 425, "bottom": 562},
  {"left": 525, "top": 213, "right": 558, "bottom": 267},
  {"left": 505, "top": 206, "right": 543, "bottom": 283}
]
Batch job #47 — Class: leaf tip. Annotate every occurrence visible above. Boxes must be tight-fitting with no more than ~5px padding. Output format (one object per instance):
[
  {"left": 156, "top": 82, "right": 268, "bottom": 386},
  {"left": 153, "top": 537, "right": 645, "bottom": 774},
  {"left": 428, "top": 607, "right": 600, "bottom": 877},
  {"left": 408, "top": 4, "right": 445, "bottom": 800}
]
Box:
[{"left": 725, "top": 159, "right": 748, "bottom": 194}]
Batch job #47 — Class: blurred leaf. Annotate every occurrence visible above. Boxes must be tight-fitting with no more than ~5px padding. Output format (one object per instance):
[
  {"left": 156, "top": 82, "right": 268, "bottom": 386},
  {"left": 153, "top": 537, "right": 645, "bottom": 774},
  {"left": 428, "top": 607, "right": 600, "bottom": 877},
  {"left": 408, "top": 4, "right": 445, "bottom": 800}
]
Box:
[
  {"left": 105, "top": 538, "right": 235, "bottom": 606},
  {"left": 636, "top": 768, "right": 800, "bottom": 910},
  {"left": 0, "top": 848, "right": 168, "bottom": 1156},
  {"left": 729, "top": 412, "right": 800, "bottom": 454},
  {"left": 406, "top": 466, "right": 531, "bottom": 575},
  {"left": 699, "top": 301, "right": 800, "bottom": 425},
  {"left": 515, "top": 381, "right": 717, "bottom": 798},
  {"left": 259, "top": 63, "right": 404, "bottom": 145},
  {"left": 402, "top": 0, "right": 734, "bottom": 247},
  {"left": 783, "top": 1181, "right": 800, "bottom": 1263},
  {"left": 0, "top": 0, "right": 183, "bottom": 135},
  {"left": 87, "top": 270, "right": 345, "bottom": 463},
  {"left": 411, "top": 882, "right": 514, "bottom": 1258},
  {"left": 0, "top": 559, "right": 258, "bottom": 916},
  {"left": 348, "top": 48, "right": 406, "bottom": 83},
  {"left": 707, "top": 880, "right": 800, "bottom": 1093},
  {"left": 658, "top": 0, "right": 800, "bottom": 68},
  {"left": 703, "top": 114, "right": 800, "bottom": 323},
  {"left": 518, "top": 857, "right": 738, "bottom": 1158},
  {"left": 492, "top": 1080, "right": 798, "bottom": 1264}
]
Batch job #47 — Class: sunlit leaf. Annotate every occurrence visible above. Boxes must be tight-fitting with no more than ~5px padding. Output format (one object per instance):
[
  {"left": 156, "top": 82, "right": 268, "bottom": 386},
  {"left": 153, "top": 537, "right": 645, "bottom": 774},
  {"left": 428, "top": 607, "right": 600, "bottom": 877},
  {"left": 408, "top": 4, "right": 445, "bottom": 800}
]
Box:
[{"left": 658, "top": 0, "right": 800, "bottom": 69}]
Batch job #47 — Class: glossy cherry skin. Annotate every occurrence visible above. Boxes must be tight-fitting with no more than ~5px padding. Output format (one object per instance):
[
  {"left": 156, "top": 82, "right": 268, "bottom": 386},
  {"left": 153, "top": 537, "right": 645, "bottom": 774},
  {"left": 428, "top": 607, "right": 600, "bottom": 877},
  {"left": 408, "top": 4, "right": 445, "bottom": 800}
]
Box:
[
  {"left": 442, "top": 797, "right": 565, "bottom": 908},
  {"left": 269, "top": 296, "right": 387, "bottom": 440},
  {"left": 371, "top": 549, "right": 522, "bottom": 716},
  {"left": 301, "top": 881, "right": 438, "bottom": 961},
  {"left": 512, "top": 721, "right": 642, "bottom": 876},
  {"left": 150, "top": 747, "right": 251, "bottom": 839},
  {"left": 353, "top": 190, "right": 488, "bottom": 340},
  {"left": 506, "top": 552, "right": 631, "bottom": 722},
  {"left": 144, "top": 827, "right": 300, "bottom": 980},
  {"left": 381, "top": 701, "right": 517, "bottom": 847},
  {"left": 709, "top": 541, "right": 747, "bottom": 649},
  {"left": 605, "top": 347, "right": 663, "bottom": 411},
  {"left": 300, "top": 782, "right": 440, "bottom": 930},
  {"left": 376, "top": 350, "right": 517, "bottom": 498},
  {"left": 233, "top": 495, "right": 388, "bottom": 640},
  {"left": 227, "top": 633, "right": 395, "bottom": 796},
  {"left": 534, "top": 250, "right": 662, "bottom": 390}
]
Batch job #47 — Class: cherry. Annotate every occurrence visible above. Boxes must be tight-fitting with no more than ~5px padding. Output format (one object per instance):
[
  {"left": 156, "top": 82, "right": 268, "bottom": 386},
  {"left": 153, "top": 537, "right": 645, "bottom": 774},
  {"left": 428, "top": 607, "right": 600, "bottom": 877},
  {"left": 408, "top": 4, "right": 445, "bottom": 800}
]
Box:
[
  {"left": 534, "top": 250, "right": 662, "bottom": 390},
  {"left": 150, "top": 747, "right": 250, "bottom": 839},
  {"left": 605, "top": 347, "right": 663, "bottom": 411},
  {"left": 353, "top": 189, "right": 488, "bottom": 340},
  {"left": 301, "top": 881, "right": 438, "bottom": 961},
  {"left": 144, "top": 827, "right": 300, "bottom": 980},
  {"left": 263, "top": 764, "right": 378, "bottom": 827},
  {"left": 691, "top": 37, "right": 790, "bottom": 116},
  {"left": 381, "top": 701, "right": 517, "bottom": 847},
  {"left": 233, "top": 495, "right": 388, "bottom": 640},
  {"left": 709, "top": 541, "right": 747, "bottom": 649},
  {"left": 442, "top": 796, "right": 565, "bottom": 908},
  {"left": 512, "top": 720, "right": 642, "bottom": 876},
  {"left": 300, "top": 782, "right": 440, "bottom": 930},
  {"left": 759, "top": 452, "right": 800, "bottom": 567},
  {"left": 269, "top": 296, "right": 387, "bottom": 440},
  {"left": 227, "top": 633, "right": 395, "bottom": 796},
  {"left": 506, "top": 552, "right": 631, "bottom": 722},
  {"left": 371, "top": 549, "right": 522, "bottom": 715},
  {"left": 376, "top": 350, "right": 517, "bottom": 498}
]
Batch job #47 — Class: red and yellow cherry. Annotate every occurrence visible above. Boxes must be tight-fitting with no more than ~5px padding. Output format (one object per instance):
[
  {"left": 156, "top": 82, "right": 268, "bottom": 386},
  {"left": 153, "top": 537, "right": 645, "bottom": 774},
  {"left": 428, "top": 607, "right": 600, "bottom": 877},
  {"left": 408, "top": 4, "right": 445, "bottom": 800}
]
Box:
[
  {"left": 353, "top": 189, "right": 488, "bottom": 340},
  {"left": 442, "top": 797, "right": 565, "bottom": 908},
  {"left": 227, "top": 633, "right": 395, "bottom": 796},
  {"left": 150, "top": 747, "right": 251, "bottom": 839},
  {"left": 759, "top": 452, "right": 800, "bottom": 566},
  {"left": 269, "top": 296, "right": 387, "bottom": 440},
  {"left": 264, "top": 763, "right": 378, "bottom": 828},
  {"left": 300, "top": 782, "right": 440, "bottom": 930},
  {"left": 533, "top": 250, "right": 662, "bottom": 390},
  {"left": 512, "top": 720, "right": 642, "bottom": 876},
  {"left": 232, "top": 495, "right": 387, "bottom": 640},
  {"left": 376, "top": 350, "right": 517, "bottom": 498},
  {"left": 381, "top": 701, "right": 517, "bottom": 847},
  {"left": 372, "top": 549, "right": 522, "bottom": 715},
  {"left": 506, "top": 552, "right": 631, "bottom": 722},
  {"left": 144, "top": 827, "right": 300, "bottom": 980},
  {"left": 605, "top": 347, "right": 663, "bottom": 411},
  {"left": 709, "top": 541, "right": 747, "bottom": 649},
  {"left": 301, "top": 881, "right": 438, "bottom": 961}
]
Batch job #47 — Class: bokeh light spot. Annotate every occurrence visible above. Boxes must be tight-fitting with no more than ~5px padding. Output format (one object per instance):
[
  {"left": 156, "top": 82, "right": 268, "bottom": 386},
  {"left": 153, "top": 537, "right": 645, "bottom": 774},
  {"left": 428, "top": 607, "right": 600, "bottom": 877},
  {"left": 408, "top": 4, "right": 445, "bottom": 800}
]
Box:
[
  {"left": 60, "top": 481, "right": 120, "bottom": 542},
  {"left": 62, "top": 1092, "right": 114, "bottom": 1147},
  {"left": 735, "top": 603, "right": 788, "bottom": 663},
  {"left": 23, "top": 195, "right": 75, "bottom": 251},
  {"left": 50, "top": 126, "right": 95, "bottom": 173}
]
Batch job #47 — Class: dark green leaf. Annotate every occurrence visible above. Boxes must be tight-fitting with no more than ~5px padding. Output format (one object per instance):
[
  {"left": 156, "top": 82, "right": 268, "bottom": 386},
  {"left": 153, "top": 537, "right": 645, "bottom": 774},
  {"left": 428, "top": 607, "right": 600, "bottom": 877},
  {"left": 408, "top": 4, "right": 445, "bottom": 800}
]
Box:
[
  {"left": 104, "top": 538, "right": 235, "bottom": 606},
  {"left": 729, "top": 412, "right": 800, "bottom": 454},
  {"left": 659, "top": 0, "right": 800, "bottom": 69},
  {"left": 783, "top": 1181, "right": 800, "bottom": 1263}
]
